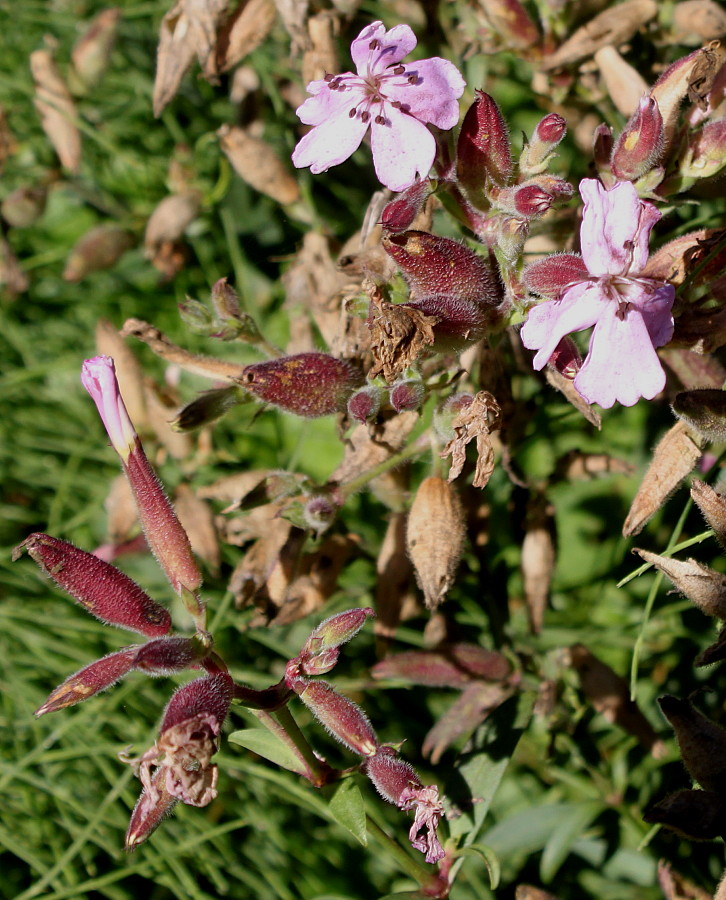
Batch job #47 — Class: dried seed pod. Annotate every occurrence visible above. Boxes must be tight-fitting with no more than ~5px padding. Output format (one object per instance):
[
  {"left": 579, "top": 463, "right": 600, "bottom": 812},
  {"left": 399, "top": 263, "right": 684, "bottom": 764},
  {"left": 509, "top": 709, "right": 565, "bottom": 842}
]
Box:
[
  {"left": 144, "top": 193, "right": 201, "bottom": 253},
  {"left": 594, "top": 46, "right": 649, "bottom": 117},
  {"left": 63, "top": 225, "right": 134, "bottom": 281},
  {"left": 673, "top": 0, "right": 726, "bottom": 44},
  {"left": 218, "top": 125, "right": 300, "bottom": 205},
  {"left": 302, "top": 10, "right": 340, "bottom": 85},
  {"left": 635, "top": 549, "right": 726, "bottom": 618},
  {"left": 521, "top": 498, "right": 555, "bottom": 634},
  {"left": 216, "top": 0, "right": 276, "bottom": 72},
  {"left": 622, "top": 421, "right": 702, "bottom": 537},
  {"left": 1, "top": 185, "right": 47, "bottom": 228},
  {"left": 371, "top": 644, "right": 511, "bottom": 688},
  {"left": 174, "top": 484, "right": 220, "bottom": 575},
  {"left": 691, "top": 479, "right": 726, "bottom": 548},
  {"left": 30, "top": 48, "right": 82, "bottom": 173},
  {"left": 659, "top": 695, "right": 726, "bottom": 792},
  {"left": 406, "top": 476, "right": 465, "bottom": 609},
  {"left": 70, "top": 7, "right": 121, "bottom": 92}
]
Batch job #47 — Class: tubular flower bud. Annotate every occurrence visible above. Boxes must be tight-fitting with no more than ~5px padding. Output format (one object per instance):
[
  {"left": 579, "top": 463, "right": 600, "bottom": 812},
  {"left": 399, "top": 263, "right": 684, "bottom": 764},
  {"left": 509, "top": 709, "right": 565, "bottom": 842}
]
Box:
[
  {"left": 593, "top": 124, "right": 614, "bottom": 173},
  {"left": 520, "top": 113, "right": 568, "bottom": 175},
  {"left": 548, "top": 337, "right": 582, "bottom": 380},
  {"left": 81, "top": 355, "right": 137, "bottom": 462},
  {"left": 13, "top": 533, "right": 171, "bottom": 636},
  {"left": 383, "top": 230, "right": 500, "bottom": 308},
  {"left": 347, "top": 385, "right": 383, "bottom": 424},
  {"left": 610, "top": 96, "right": 665, "bottom": 180},
  {"left": 298, "top": 679, "right": 379, "bottom": 757},
  {"left": 456, "top": 91, "right": 513, "bottom": 209},
  {"left": 658, "top": 695, "right": 726, "bottom": 792},
  {"left": 35, "top": 647, "right": 139, "bottom": 716},
  {"left": 381, "top": 180, "right": 430, "bottom": 234},
  {"left": 691, "top": 479, "right": 726, "bottom": 549},
  {"left": 237, "top": 353, "right": 363, "bottom": 418},
  {"left": 680, "top": 118, "right": 726, "bottom": 180},
  {"left": 389, "top": 380, "right": 426, "bottom": 413},
  {"left": 134, "top": 636, "right": 210, "bottom": 675},
  {"left": 523, "top": 253, "right": 589, "bottom": 299},
  {"left": 672, "top": 389, "right": 726, "bottom": 442},
  {"left": 364, "top": 749, "right": 445, "bottom": 864},
  {"left": 125, "top": 768, "right": 178, "bottom": 850},
  {"left": 302, "top": 608, "right": 375, "bottom": 657}
]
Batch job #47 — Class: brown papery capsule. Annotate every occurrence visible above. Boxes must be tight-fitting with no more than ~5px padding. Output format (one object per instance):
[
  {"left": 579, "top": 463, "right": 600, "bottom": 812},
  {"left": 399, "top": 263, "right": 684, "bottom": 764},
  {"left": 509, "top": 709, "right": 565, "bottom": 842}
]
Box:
[
  {"left": 672, "top": 389, "right": 726, "bottom": 442},
  {"left": 1, "top": 185, "right": 47, "bottom": 228},
  {"left": 70, "top": 8, "right": 121, "bottom": 92},
  {"left": 635, "top": 549, "right": 726, "bottom": 618},
  {"left": 622, "top": 421, "right": 702, "bottom": 536},
  {"left": 406, "top": 476, "right": 465, "bottom": 610},
  {"left": 218, "top": 125, "right": 300, "bottom": 205},
  {"left": 691, "top": 479, "right": 726, "bottom": 548},
  {"left": 63, "top": 225, "right": 134, "bottom": 281},
  {"left": 659, "top": 695, "right": 726, "bottom": 792}
]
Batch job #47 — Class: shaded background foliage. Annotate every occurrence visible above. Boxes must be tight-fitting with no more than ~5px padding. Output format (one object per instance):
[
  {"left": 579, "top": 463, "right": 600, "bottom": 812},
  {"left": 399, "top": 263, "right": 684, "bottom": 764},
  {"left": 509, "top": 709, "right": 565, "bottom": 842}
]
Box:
[{"left": 2, "top": 0, "right": 726, "bottom": 898}]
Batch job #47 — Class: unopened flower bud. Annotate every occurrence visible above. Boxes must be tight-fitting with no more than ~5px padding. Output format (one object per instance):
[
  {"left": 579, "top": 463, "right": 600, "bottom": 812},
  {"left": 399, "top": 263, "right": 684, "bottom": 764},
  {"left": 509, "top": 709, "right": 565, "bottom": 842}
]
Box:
[
  {"left": 303, "top": 608, "right": 375, "bottom": 658},
  {"left": 610, "top": 96, "right": 665, "bottom": 180},
  {"left": 160, "top": 672, "right": 233, "bottom": 735},
  {"left": 63, "top": 225, "right": 134, "bottom": 282},
  {"left": 593, "top": 124, "right": 614, "bottom": 173},
  {"left": 172, "top": 386, "right": 250, "bottom": 431},
  {"left": 635, "top": 548, "right": 726, "bottom": 618},
  {"left": 456, "top": 91, "right": 513, "bottom": 209},
  {"left": 659, "top": 695, "right": 726, "bottom": 792},
  {"left": 644, "top": 788, "right": 726, "bottom": 841},
  {"left": 390, "top": 380, "right": 426, "bottom": 413},
  {"left": 383, "top": 231, "right": 500, "bottom": 308},
  {"left": 347, "top": 385, "right": 383, "bottom": 424},
  {"left": 303, "top": 494, "right": 338, "bottom": 533},
  {"left": 548, "top": 337, "right": 582, "bottom": 379},
  {"left": 520, "top": 113, "right": 567, "bottom": 174},
  {"left": 35, "top": 647, "right": 139, "bottom": 715},
  {"left": 237, "top": 353, "right": 362, "bottom": 418},
  {"left": 210, "top": 277, "right": 242, "bottom": 319},
  {"left": 13, "top": 533, "right": 171, "bottom": 636},
  {"left": 371, "top": 644, "right": 511, "bottom": 687},
  {"left": 134, "top": 636, "right": 209, "bottom": 675},
  {"left": 433, "top": 392, "right": 474, "bottom": 442},
  {"left": 513, "top": 184, "right": 554, "bottom": 218},
  {"left": 126, "top": 768, "right": 178, "bottom": 850},
  {"left": 82, "top": 356, "right": 203, "bottom": 601},
  {"left": 1, "top": 185, "right": 47, "bottom": 228},
  {"left": 178, "top": 297, "right": 215, "bottom": 334},
  {"left": 495, "top": 214, "right": 528, "bottom": 261},
  {"left": 381, "top": 180, "right": 430, "bottom": 233},
  {"left": 298, "top": 679, "right": 379, "bottom": 757},
  {"left": 680, "top": 119, "right": 726, "bottom": 180},
  {"left": 691, "top": 479, "right": 726, "bottom": 549},
  {"left": 672, "top": 389, "right": 726, "bottom": 442}
]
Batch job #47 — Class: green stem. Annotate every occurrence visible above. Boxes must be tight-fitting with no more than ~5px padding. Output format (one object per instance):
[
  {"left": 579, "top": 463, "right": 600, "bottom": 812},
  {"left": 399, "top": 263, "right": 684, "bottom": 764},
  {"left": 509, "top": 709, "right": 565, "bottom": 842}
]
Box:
[
  {"left": 339, "top": 435, "right": 430, "bottom": 500},
  {"left": 271, "top": 705, "right": 330, "bottom": 785},
  {"left": 364, "top": 811, "right": 434, "bottom": 888}
]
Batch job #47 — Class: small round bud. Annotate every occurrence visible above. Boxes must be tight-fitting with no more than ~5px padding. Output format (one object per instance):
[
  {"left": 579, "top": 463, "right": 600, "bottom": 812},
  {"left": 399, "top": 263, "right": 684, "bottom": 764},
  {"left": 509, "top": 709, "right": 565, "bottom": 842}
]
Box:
[
  {"left": 347, "top": 385, "right": 383, "bottom": 424},
  {"left": 389, "top": 380, "right": 426, "bottom": 413}
]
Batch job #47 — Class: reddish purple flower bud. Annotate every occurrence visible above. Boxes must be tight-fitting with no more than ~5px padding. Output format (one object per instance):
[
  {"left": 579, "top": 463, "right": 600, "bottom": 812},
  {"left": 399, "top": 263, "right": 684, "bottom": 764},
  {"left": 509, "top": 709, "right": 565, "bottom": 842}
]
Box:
[
  {"left": 548, "top": 337, "right": 582, "bottom": 379},
  {"left": 491, "top": 177, "right": 572, "bottom": 218},
  {"left": 303, "top": 608, "right": 375, "bottom": 657},
  {"left": 520, "top": 113, "right": 568, "bottom": 174},
  {"left": 371, "top": 644, "right": 512, "bottom": 688},
  {"left": 383, "top": 231, "right": 500, "bottom": 308},
  {"left": 389, "top": 380, "right": 426, "bottom": 413},
  {"left": 514, "top": 184, "right": 554, "bottom": 217},
  {"left": 134, "top": 636, "right": 209, "bottom": 675},
  {"left": 381, "top": 180, "right": 430, "bottom": 234},
  {"left": 523, "top": 252, "right": 588, "bottom": 299},
  {"left": 347, "top": 385, "right": 383, "bottom": 424},
  {"left": 365, "top": 747, "right": 422, "bottom": 805},
  {"left": 535, "top": 113, "right": 567, "bottom": 145},
  {"left": 298, "top": 679, "right": 379, "bottom": 757},
  {"left": 13, "top": 533, "right": 171, "bottom": 636},
  {"left": 680, "top": 119, "right": 726, "bottom": 180},
  {"left": 238, "top": 353, "right": 363, "bottom": 418},
  {"left": 160, "top": 672, "right": 233, "bottom": 734},
  {"left": 611, "top": 96, "right": 665, "bottom": 180},
  {"left": 456, "top": 91, "right": 513, "bottom": 209},
  {"left": 408, "top": 294, "right": 493, "bottom": 347},
  {"left": 36, "top": 647, "right": 139, "bottom": 715},
  {"left": 593, "top": 124, "right": 614, "bottom": 172},
  {"left": 303, "top": 494, "right": 338, "bottom": 533},
  {"left": 299, "top": 648, "right": 340, "bottom": 677},
  {"left": 210, "top": 277, "right": 242, "bottom": 319},
  {"left": 82, "top": 356, "right": 203, "bottom": 602},
  {"left": 125, "top": 768, "right": 178, "bottom": 850}
]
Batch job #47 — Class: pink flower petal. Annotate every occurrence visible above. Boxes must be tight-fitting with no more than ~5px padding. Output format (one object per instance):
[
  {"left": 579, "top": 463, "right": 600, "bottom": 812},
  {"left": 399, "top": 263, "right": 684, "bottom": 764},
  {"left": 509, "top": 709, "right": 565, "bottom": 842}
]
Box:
[
  {"left": 351, "top": 22, "right": 416, "bottom": 74},
  {"left": 574, "top": 305, "right": 666, "bottom": 408},
  {"left": 370, "top": 108, "right": 436, "bottom": 191},
  {"left": 387, "top": 57, "right": 465, "bottom": 129},
  {"left": 292, "top": 106, "right": 369, "bottom": 174},
  {"left": 521, "top": 282, "right": 604, "bottom": 369},
  {"left": 634, "top": 282, "right": 675, "bottom": 347},
  {"left": 296, "top": 78, "right": 356, "bottom": 126}
]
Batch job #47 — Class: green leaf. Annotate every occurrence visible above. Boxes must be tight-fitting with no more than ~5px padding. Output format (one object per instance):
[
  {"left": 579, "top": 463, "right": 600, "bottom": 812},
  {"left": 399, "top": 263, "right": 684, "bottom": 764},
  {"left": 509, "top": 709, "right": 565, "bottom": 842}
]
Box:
[
  {"left": 228, "top": 728, "right": 306, "bottom": 775},
  {"left": 456, "top": 844, "right": 500, "bottom": 889},
  {"left": 540, "top": 800, "right": 604, "bottom": 883},
  {"left": 322, "top": 778, "right": 367, "bottom": 846}
]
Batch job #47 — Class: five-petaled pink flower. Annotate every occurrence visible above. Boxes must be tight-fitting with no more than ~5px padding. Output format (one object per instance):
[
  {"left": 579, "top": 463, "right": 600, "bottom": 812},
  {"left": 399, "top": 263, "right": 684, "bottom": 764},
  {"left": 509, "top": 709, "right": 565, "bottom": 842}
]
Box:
[
  {"left": 520, "top": 178, "right": 675, "bottom": 409},
  {"left": 292, "top": 21, "right": 465, "bottom": 192}
]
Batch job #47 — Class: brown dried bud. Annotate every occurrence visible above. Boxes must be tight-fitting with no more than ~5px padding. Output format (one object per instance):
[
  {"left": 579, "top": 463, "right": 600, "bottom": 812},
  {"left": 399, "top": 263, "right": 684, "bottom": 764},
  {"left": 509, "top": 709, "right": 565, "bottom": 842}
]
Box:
[
  {"left": 594, "top": 46, "right": 649, "bottom": 117},
  {"left": 440, "top": 390, "right": 501, "bottom": 488},
  {"left": 477, "top": 0, "right": 540, "bottom": 49},
  {"left": 456, "top": 91, "right": 513, "bottom": 208},
  {"left": 610, "top": 96, "right": 665, "bottom": 180},
  {"left": 659, "top": 695, "right": 726, "bottom": 792},
  {"left": 645, "top": 788, "right": 726, "bottom": 840},
  {"left": 125, "top": 768, "right": 178, "bottom": 850},
  {"left": 70, "top": 8, "right": 121, "bottom": 92},
  {"left": 298, "top": 679, "right": 379, "bottom": 757},
  {"left": 367, "top": 295, "right": 437, "bottom": 383},
  {"left": 215, "top": 0, "right": 276, "bottom": 72},
  {"left": 622, "top": 421, "right": 702, "bottom": 537},
  {"left": 63, "top": 225, "right": 134, "bottom": 282},
  {"left": 522, "top": 499, "right": 555, "bottom": 634},
  {"left": 673, "top": 1, "right": 726, "bottom": 45},
  {"left": 238, "top": 352, "right": 362, "bottom": 418},
  {"left": 218, "top": 125, "right": 300, "bottom": 205},
  {"left": 672, "top": 389, "right": 726, "bottom": 442},
  {"left": 35, "top": 647, "right": 139, "bottom": 715},
  {"left": 1, "top": 185, "right": 47, "bottom": 228},
  {"left": 691, "top": 479, "right": 726, "bottom": 548},
  {"left": 13, "top": 533, "right": 171, "bottom": 636},
  {"left": 406, "top": 476, "right": 465, "bottom": 609},
  {"left": 371, "top": 644, "right": 511, "bottom": 688},
  {"left": 144, "top": 192, "right": 200, "bottom": 258},
  {"left": 30, "top": 48, "right": 82, "bottom": 173},
  {"left": 383, "top": 230, "right": 500, "bottom": 308},
  {"left": 381, "top": 180, "right": 430, "bottom": 234},
  {"left": 635, "top": 549, "right": 726, "bottom": 618}
]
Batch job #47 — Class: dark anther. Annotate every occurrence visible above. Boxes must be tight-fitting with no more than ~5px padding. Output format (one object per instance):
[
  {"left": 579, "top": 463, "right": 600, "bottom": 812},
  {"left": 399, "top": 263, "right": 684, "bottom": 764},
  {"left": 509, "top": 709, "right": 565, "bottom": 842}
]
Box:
[
  {"left": 375, "top": 114, "right": 385, "bottom": 125},
  {"left": 361, "top": 111, "right": 370, "bottom": 123},
  {"left": 348, "top": 108, "right": 357, "bottom": 118},
  {"left": 407, "top": 74, "right": 417, "bottom": 84},
  {"left": 369, "top": 39, "right": 380, "bottom": 50},
  {"left": 393, "top": 65, "right": 405, "bottom": 75}
]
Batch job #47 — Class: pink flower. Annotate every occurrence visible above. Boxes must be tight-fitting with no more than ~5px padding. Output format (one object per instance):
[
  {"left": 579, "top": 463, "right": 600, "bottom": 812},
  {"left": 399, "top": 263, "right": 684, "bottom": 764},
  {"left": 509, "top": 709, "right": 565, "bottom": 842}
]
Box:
[
  {"left": 520, "top": 179, "right": 675, "bottom": 409},
  {"left": 81, "top": 356, "right": 137, "bottom": 460},
  {"left": 292, "top": 21, "right": 465, "bottom": 192}
]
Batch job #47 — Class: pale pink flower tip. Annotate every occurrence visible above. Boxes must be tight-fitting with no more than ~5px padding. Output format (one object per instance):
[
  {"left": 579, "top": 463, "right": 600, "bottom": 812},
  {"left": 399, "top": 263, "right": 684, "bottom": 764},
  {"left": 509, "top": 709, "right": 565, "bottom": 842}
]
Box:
[
  {"left": 81, "top": 355, "right": 137, "bottom": 459},
  {"left": 520, "top": 179, "right": 675, "bottom": 409},
  {"left": 292, "top": 21, "right": 465, "bottom": 192}
]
